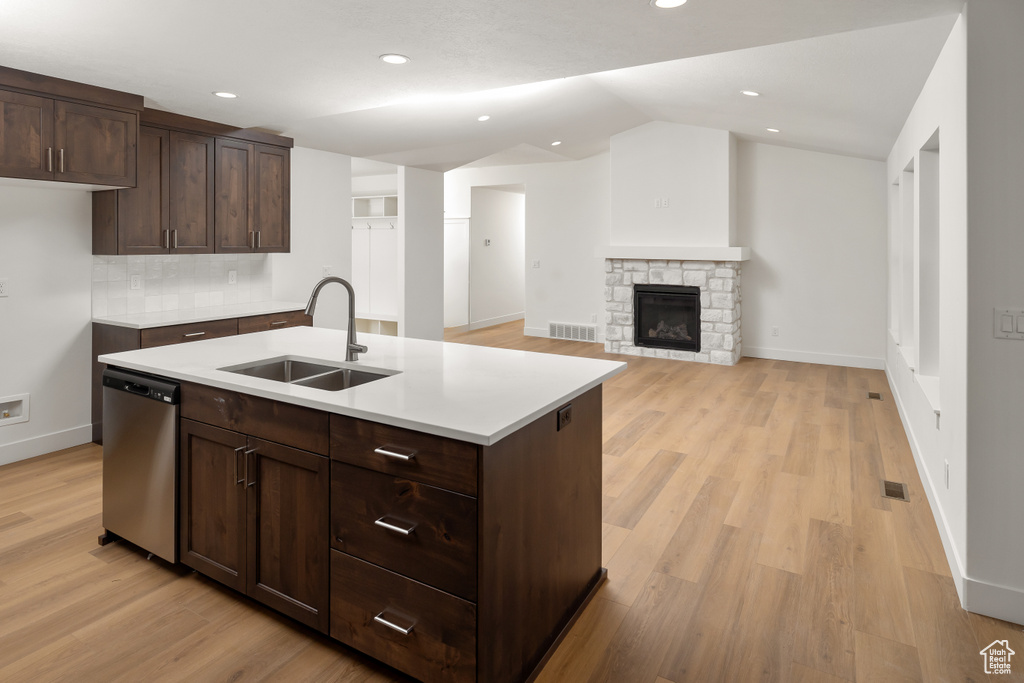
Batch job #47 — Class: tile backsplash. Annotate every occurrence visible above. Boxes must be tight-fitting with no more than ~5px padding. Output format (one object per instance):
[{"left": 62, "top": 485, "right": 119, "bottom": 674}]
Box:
[{"left": 92, "top": 254, "right": 273, "bottom": 317}]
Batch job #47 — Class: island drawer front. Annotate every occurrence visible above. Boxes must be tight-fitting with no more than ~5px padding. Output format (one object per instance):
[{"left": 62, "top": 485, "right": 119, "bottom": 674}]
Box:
[
  {"left": 181, "top": 382, "right": 330, "bottom": 455},
  {"left": 331, "top": 461, "right": 478, "bottom": 601},
  {"left": 140, "top": 318, "right": 238, "bottom": 348},
  {"left": 330, "top": 550, "right": 476, "bottom": 683},
  {"left": 236, "top": 310, "right": 311, "bottom": 334},
  {"left": 330, "top": 415, "right": 478, "bottom": 497}
]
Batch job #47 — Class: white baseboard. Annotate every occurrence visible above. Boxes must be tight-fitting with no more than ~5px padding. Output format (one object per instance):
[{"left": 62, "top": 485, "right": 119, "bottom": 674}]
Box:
[
  {"left": 0, "top": 425, "right": 94, "bottom": 467},
  {"left": 444, "top": 323, "right": 472, "bottom": 334},
  {"left": 885, "top": 360, "right": 968, "bottom": 602},
  {"left": 743, "top": 346, "right": 884, "bottom": 370},
  {"left": 964, "top": 576, "right": 1024, "bottom": 625},
  {"left": 468, "top": 312, "right": 524, "bottom": 331},
  {"left": 524, "top": 326, "right": 548, "bottom": 338}
]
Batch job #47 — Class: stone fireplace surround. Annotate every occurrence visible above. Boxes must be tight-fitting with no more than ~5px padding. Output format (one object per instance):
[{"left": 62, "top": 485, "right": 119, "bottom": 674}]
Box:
[{"left": 604, "top": 258, "right": 742, "bottom": 365}]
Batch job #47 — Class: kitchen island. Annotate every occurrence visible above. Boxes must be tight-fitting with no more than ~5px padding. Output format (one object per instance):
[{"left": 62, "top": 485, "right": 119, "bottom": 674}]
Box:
[{"left": 99, "top": 326, "right": 625, "bottom": 683}]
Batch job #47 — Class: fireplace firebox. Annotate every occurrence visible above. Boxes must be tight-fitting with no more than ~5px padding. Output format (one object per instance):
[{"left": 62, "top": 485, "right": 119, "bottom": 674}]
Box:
[{"left": 634, "top": 285, "right": 701, "bottom": 352}]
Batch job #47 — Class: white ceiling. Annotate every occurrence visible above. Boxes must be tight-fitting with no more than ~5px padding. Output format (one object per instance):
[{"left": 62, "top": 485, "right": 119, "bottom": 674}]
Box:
[{"left": 1, "top": 0, "right": 962, "bottom": 172}]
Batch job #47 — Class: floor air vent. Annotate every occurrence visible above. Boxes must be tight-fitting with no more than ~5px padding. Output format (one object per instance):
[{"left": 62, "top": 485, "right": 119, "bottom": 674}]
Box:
[
  {"left": 549, "top": 322, "right": 597, "bottom": 342},
  {"left": 881, "top": 480, "right": 909, "bottom": 502},
  {"left": 867, "top": 392, "right": 882, "bottom": 400}
]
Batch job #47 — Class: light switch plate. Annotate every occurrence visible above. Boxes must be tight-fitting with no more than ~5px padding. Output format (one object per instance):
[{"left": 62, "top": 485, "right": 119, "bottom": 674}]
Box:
[
  {"left": 994, "top": 308, "right": 1024, "bottom": 340},
  {"left": 0, "top": 278, "right": 8, "bottom": 297}
]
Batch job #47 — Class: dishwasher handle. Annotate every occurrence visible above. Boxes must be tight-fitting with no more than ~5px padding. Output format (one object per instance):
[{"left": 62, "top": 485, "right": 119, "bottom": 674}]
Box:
[{"left": 102, "top": 367, "right": 180, "bottom": 405}]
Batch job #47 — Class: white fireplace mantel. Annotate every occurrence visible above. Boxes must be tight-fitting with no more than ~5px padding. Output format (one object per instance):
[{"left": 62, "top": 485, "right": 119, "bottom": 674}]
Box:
[{"left": 594, "top": 245, "right": 750, "bottom": 262}]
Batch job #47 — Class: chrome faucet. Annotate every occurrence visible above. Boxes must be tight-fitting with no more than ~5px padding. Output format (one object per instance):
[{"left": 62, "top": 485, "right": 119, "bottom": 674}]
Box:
[{"left": 305, "top": 277, "right": 369, "bottom": 362}]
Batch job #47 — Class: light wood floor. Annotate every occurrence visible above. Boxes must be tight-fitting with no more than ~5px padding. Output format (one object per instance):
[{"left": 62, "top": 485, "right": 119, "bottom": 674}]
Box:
[{"left": 1, "top": 321, "right": 1020, "bottom": 682}]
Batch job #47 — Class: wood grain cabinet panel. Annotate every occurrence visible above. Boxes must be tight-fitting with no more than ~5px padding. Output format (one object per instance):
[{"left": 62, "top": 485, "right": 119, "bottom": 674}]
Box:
[
  {"left": 236, "top": 310, "right": 312, "bottom": 334},
  {"left": 253, "top": 144, "right": 290, "bottom": 252},
  {"left": 215, "top": 138, "right": 255, "bottom": 253},
  {"left": 169, "top": 131, "right": 215, "bottom": 253},
  {"left": 140, "top": 318, "right": 237, "bottom": 349},
  {"left": 247, "top": 437, "right": 330, "bottom": 632},
  {"left": 110, "top": 125, "right": 170, "bottom": 254},
  {"left": 54, "top": 100, "right": 137, "bottom": 186},
  {"left": 330, "top": 461, "right": 478, "bottom": 601},
  {"left": 330, "top": 415, "right": 479, "bottom": 496},
  {"left": 0, "top": 89, "right": 53, "bottom": 180},
  {"left": 330, "top": 550, "right": 477, "bottom": 683},
  {"left": 179, "top": 418, "right": 248, "bottom": 592}
]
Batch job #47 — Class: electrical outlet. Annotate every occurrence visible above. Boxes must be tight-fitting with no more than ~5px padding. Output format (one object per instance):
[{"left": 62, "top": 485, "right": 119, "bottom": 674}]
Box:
[
  {"left": 130, "top": 274, "right": 142, "bottom": 291},
  {"left": 532, "top": 259, "right": 541, "bottom": 269},
  {"left": 771, "top": 326, "right": 780, "bottom": 337},
  {"left": 0, "top": 278, "right": 9, "bottom": 297},
  {"left": 557, "top": 404, "right": 573, "bottom": 431},
  {"left": 228, "top": 270, "right": 237, "bottom": 285},
  {"left": 654, "top": 198, "right": 662, "bottom": 208},
  {"left": 663, "top": 197, "right": 670, "bottom": 208}
]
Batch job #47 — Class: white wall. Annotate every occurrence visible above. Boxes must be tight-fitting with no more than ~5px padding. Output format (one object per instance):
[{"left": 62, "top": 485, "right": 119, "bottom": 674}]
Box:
[
  {"left": 352, "top": 173, "right": 398, "bottom": 197},
  {"left": 737, "top": 142, "right": 888, "bottom": 368},
  {"left": 272, "top": 147, "right": 352, "bottom": 331},
  {"left": 0, "top": 185, "right": 93, "bottom": 465},
  {"left": 445, "top": 154, "right": 610, "bottom": 338},
  {"left": 469, "top": 187, "right": 525, "bottom": 328},
  {"left": 963, "top": 0, "right": 1024, "bottom": 623},
  {"left": 609, "top": 122, "right": 734, "bottom": 247},
  {"left": 885, "top": 13, "right": 968, "bottom": 603},
  {"left": 398, "top": 167, "right": 444, "bottom": 341}
]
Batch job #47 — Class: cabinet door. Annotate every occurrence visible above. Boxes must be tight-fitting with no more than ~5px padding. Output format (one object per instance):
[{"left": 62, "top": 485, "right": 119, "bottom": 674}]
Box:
[
  {"left": 169, "top": 131, "right": 215, "bottom": 253},
  {"left": 179, "top": 419, "right": 248, "bottom": 592},
  {"left": 253, "top": 144, "right": 289, "bottom": 253},
  {"left": 116, "top": 126, "right": 169, "bottom": 255},
  {"left": 0, "top": 89, "right": 54, "bottom": 181},
  {"left": 215, "top": 138, "right": 254, "bottom": 253},
  {"left": 246, "top": 437, "right": 330, "bottom": 633},
  {"left": 54, "top": 100, "right": 137, "bottom": 186}
]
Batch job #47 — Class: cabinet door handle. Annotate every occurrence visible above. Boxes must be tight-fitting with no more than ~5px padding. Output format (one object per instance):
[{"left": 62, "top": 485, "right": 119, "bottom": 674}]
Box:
[
  {"left": 172, "top": 229, "right": 178, "bottom": 249},
  {"left": 245, "top": 449, "right": 257, "bottom": 487},
  {"left": 46, "top": 147, "right": 53, "bottom": 173},
  {"left": 374, "top": 516, "right": 416, "bottom": 536},
  {"left": 234, "top": 446, "right": 246, "bottom": 485},
  {"left": 256, "top": 231, "right": 261, "bottom": 250},
  {"left": 374, "top": 446, "right": 417, "bottom": 461},
  {"left": 58, "top": 148, "right": 65, "bottom": 173},
  {"left": 164, "top": 229, "right": 170, "bottom": 249},
  {"left": 373, "top": 611, "right": 415, "bottom": 635},
  {"left": 249, "top": 231, "right": 255, "bottom": 249},
  {"left": 182, "top": 331, "right": 206, "bottom": 338}
]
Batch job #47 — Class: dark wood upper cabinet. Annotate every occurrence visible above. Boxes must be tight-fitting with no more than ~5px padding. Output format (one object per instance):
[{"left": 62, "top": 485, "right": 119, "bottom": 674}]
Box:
[
  {"left": 54, "top": 100, "right": 137, "bottom": 186},
  {"left": 215, "top": 138, "right": 255, "bottom": 253},
  {"left": 0, "top": 89, "right": 54, "bottom": 180},
  {"left": 169, "top": 131, "right": 215, "bottom": 254},
  {"left": 1, "top": 66, "right": 141, "bottom": 187},
  {"left": 114, "top": 125, "right": 169, "bottom": 255},
  {"left": 254, "top": 145, "right": 290, "bottom": 253}
]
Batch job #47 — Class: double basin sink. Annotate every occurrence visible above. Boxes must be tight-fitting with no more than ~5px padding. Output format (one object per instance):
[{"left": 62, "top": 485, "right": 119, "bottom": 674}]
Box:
[{"left": 220, "top": 357, "right": 396, "bottom": 392}]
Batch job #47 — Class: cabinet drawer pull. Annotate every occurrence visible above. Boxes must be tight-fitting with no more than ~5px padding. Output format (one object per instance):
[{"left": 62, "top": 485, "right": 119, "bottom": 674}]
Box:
[
  {"left": 373, "top": 611, "right": 415, "bottom": 635},
  {"left": 269, "top": 320, "right": 289, "bottom": 326},
  {"left": 183, "top": 331, "right": 206, "bottom": 338},
  {"left": 374, "top": 516, "right": 416, "bottom": 536},
  {"left": 374, "top": 446, "right": 417, "bottom": 461}
]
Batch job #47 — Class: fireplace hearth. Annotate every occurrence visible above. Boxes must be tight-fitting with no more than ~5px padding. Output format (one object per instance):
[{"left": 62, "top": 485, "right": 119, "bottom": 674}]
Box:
[{"left": 634, "top": 285, "right": 700, "bottom": 352}]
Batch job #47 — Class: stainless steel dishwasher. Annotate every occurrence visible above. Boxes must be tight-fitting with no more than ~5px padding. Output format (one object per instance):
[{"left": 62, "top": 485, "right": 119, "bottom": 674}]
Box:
[{"left": 99, "top": 367, "right": 180, "bottom": 562}]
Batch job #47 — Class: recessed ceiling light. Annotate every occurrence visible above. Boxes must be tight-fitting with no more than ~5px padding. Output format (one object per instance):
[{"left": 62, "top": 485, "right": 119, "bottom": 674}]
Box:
[
  {"left": 650, "top": 0, "right": 687, "bottom": 7},
  {"left": 741, "top": 91, "right": 760, "bottom": 97},
  {"left": 380, "top": 54, "right": 410, "bottom": 65},
  {"left": 478, "top": 115, "right": 490, "bottom": 122},
  {"left": 766, "top": 128, "right": 780, "bottom": 133},
  {"left": 213, "top": 92, "right": 237, "bottom": 99},
  {"left": 551, "top": 141, "right": 562, "bottom": 146}
]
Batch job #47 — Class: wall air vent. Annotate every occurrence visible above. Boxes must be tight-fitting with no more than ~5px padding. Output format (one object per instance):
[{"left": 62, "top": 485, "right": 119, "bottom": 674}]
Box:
[{"left": 549, "top": 322, "right": 597, "bottom": 343}]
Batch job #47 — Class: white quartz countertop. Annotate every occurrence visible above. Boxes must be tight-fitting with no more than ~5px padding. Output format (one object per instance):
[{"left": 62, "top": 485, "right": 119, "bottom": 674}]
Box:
[
  {"left": 99, "top": 326, "right": 626, "bottom": 446},
  {"left": 92, "top": 301, "right": 308, "bottom": 329}
]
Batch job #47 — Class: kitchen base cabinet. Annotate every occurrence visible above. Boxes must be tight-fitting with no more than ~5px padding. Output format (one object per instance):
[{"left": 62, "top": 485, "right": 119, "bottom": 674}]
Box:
[{"left": 179, "top": 413, "right": 330, "bottom": 633}]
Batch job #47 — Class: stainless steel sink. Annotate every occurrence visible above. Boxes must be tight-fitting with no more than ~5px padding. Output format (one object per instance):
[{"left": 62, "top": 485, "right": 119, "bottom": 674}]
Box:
[
  {"left": 293, "top": 368, "right": 390, "bottom": 391},
  {"left": 226, "top": 359, "right": 339, "bottom": 382},
  {"left": 219, "top": 356, "right": 396, "bottom": 392}
]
